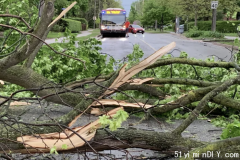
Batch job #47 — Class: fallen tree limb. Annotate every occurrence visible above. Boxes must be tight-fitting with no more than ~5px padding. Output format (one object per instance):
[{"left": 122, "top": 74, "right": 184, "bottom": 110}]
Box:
[
  {"left": 173, "top": 75, "right": 240, "bottom": 135},
  {"left": 146, "top": 58, "right": 240, "bottom": 71},
  {"left": 17, "top": 107, "right": 123, "bottom": 151}
]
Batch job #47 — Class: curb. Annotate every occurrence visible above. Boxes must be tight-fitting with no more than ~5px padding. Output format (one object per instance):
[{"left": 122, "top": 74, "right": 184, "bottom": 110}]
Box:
[{"left": 170, "top": 32, "right": 239, "bottom": 50}]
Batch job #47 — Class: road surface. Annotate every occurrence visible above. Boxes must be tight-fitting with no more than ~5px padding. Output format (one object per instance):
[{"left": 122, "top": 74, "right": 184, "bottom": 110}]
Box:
[{"left": 100, "top": 33, "right": 234, "bottom": 61}]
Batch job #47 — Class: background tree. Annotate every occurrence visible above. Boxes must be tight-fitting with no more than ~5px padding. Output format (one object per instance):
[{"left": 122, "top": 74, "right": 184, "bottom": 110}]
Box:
[
  {"left": 128, "top": 5, "right": 138, "bottom": 23},
  {"left": 168, "top": 0, "right": 211, "bottom": 26},
  {"left": 140, "top": 0, "right": 174, "bottom": 28},
  {"left": 218, "top": 0, "right": 240, "bottom": 19}
]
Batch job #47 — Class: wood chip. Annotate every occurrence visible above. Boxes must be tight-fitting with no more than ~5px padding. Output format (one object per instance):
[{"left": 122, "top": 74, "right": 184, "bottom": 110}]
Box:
[
  {"left": 94, "top": 99, "right": 152, "bottom": 109},
  {"left": 91, "top": 108, "right": 104, "bottom": 116},
  {"left": 10, "top": 101, "right": 30, "bottom": 106}
]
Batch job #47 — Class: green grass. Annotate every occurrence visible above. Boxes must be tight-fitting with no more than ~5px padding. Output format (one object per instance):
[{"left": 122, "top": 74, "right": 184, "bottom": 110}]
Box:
[
  {"left": 47, "top": 32, "right": 78, "bottom": 39},
  {"left": 224, "top": 33, "right": 238, "bottom": 37},
  {"left": 76, "top": 29, "right": 100, "bottom": 41},
  {"left": 145, "top": 29, "right": 171, "bottom": 34},
  {"left": 218, "top": 41, "right": 236, "bottom": 46},
  {"left": 47, "top": 32, "right": 65, "bottom": 39},
  {"left": 47, "top": 29, "right": 100, "bottom": 40}
]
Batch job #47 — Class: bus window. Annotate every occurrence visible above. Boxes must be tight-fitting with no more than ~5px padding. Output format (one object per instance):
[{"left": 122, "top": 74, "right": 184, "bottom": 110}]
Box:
[{"left": 102, "top": 15, "right": 125, "bottom": 25}]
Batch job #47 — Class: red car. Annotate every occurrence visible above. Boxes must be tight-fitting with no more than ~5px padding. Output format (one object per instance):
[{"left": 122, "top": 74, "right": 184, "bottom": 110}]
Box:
[{"left": 128, "top": 24, "right": 145, "bottom": 34}]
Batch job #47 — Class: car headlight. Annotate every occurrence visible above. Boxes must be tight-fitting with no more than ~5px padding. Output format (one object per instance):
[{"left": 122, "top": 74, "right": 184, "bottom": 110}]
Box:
[
  {"left": 101, "top": 25, "right": 106, "bottom": 29},
  {"left": 134, "top": 29, "right": 137, "bottom": 30}
]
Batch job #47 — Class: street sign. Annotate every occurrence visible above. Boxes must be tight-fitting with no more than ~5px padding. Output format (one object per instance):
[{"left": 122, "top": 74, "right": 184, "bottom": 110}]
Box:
[{"left": 211, "top": 1, "right": 218, "bottom": 9}]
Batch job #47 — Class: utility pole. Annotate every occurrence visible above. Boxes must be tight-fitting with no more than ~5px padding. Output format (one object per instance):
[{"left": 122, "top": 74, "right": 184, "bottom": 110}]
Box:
[
  {"left": 211, "top": 1, "right": 218, "bottom": 31},
  {"left": 175, "top": 17, "right": 179, "bottom": 33}
]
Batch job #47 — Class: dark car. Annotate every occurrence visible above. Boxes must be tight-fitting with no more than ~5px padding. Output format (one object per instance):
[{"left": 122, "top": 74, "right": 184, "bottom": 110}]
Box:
[{"left": 128, "top": 24, "right": 145, "bottom": 34}]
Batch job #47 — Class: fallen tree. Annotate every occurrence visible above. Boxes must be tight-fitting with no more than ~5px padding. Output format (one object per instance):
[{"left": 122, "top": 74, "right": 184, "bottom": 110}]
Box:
[{"left": 1, "top": 1, "right": 240, "bottom": 160}]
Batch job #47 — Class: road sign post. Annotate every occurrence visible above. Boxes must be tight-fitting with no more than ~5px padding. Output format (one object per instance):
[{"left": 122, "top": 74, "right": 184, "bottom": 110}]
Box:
[
  {"left": 211, "top": 1, "right": 218, "bottom": 31},
  {"left": 62, "top": 8, "right": 66, "bottom": 18}
]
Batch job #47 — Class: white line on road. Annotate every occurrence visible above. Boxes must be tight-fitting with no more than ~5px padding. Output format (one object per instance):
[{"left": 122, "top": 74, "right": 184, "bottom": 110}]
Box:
[{"left": 135, "top": 34, "right": 157, "bottom": 51}]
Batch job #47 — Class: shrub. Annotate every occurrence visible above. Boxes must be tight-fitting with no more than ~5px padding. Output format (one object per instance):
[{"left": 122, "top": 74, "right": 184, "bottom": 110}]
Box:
[
  {"left": 185, "top": 31, "right": 203, "bottom": 38},
  {"left": 188, "top": 21, "right": 240, "bottom": 33},
  {"left": 61, "top": 18, "right": 82, "bottom": 33},
  {"left": 202, "top": 31, "right": 224, "bottom": 38},
  {"left": 51, "top": 24, "right": 64, "bottom": 32},
  {"left": 185, "top": 26, "right": 204, "bottom": 38},
  {"left": 68, "top": 17, "right": 88, "bottom": 30}
]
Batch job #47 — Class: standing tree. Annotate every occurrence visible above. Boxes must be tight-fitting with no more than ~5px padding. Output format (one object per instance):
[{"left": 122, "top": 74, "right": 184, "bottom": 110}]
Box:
[
  {"left": 170, "top": 0, "right": 211, "bottom": 26},
  {"left": 141, "top": 0, "right": 174, "bottom": 30}
]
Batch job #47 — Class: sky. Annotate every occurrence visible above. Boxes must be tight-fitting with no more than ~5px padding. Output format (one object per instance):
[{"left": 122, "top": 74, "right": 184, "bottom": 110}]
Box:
[{"left": 121, "top": 0, "right": 136, "bottom": 17}]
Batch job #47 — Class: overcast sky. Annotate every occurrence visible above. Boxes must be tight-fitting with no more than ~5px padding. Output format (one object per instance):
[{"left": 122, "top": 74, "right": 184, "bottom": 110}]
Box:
[{"left": 121, "top": 0, "right": 136, "bottom": 17}]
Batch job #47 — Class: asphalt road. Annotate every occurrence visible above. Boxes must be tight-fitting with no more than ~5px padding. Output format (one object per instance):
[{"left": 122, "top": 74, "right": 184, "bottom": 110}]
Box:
[{"left": 100, "top": 33, "right": 234, "bottom": 61}]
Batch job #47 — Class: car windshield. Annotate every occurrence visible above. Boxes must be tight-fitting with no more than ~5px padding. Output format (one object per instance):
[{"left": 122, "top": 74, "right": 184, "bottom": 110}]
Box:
[
  {"left": 132, "top": 25, "right": 142, "bottom": 28},
  {"left": 101, "top": 15, "right": 125, "bottom": 25}
]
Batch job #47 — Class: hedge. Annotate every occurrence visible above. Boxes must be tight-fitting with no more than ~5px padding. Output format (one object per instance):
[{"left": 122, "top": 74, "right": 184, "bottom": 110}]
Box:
[
  {"left": 186, "top": 21, "right": 240, "bottom": 33},
  {"left": 61, "top": 18, "right": 82, "bottom": 33},
  {"left": 69, "top": 17, "right": 88, "bottom": 30}
]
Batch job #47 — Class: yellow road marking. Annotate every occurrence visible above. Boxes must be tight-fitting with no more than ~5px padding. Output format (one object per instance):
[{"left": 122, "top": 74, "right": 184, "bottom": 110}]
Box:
[{"left": 135, "top": 35, "right": 157, "bottom": 51}]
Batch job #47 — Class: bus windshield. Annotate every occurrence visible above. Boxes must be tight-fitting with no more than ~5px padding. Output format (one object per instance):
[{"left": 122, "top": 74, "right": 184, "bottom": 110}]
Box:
[{"left": 101, "top": 15, "right": 125, "bottom": 25}]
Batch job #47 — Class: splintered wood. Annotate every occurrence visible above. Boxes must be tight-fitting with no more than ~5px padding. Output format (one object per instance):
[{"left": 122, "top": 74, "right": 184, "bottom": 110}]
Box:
[
  {"left": 17, "top": 107, "right": 123, "bottom": 151},
  {"left": 103, "top": 42, "right": 176, "bottom": 96},
  {"left": 127, "top": 78, "right": 154, "bottom": 85},
  {"left": 69, "top": 42, "right": 176, "bottom": 127},
  {"left": 90, "top": 99, "right": 152, "bottom": 116},
  {"left": 93, "top": 99, "right": 152, "bottom": 109}
]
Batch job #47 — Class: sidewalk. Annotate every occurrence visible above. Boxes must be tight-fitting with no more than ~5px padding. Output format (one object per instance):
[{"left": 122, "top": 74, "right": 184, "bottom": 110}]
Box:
[{"left": 45, "top": 30, "right": 92, "bottom": 44}]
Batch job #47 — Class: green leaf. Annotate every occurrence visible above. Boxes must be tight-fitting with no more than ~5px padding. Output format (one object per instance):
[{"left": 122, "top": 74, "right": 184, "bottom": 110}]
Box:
[
  {"left": 99, "top": 115, "right": 110, "bottom": 127},
  {"left": 61, "top": 144, "right": 68, "bottom": 150},
  {"left": 50, "top": 146, "right": 58, "bottom": 154},
  {"left": 113, "top": 109, "right": 129, "bottom": 122},
  {"left": 109, "top": 120, "right": 121, "bottom": 131},
  {"left": 234, "top": 38, "right": 239, "bottom": 45}
]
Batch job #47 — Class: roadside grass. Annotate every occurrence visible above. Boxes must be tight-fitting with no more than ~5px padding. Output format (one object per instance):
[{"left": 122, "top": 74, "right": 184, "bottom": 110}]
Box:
[
  {"left": 47, "top": 32, "right": 79, "bottom": 39},
  {"left": 75, "top": 29, "right": 100, "bottom": 41},
  {"left": 217, "top": 41, "right": 236, "bottom": 46},
  {"left": 183, "top": 31, "right": 226, "bottom": 40},
  {"left": 47, "top": 29, "right": 100, "bottom": 41},
  {"left": 48, "top": 29, "right": 100, "bottom": 48},
  {"left": 47, "top": 32, "right": 64, "bottom": 39},
  {"left": 224, "top": 33, "right": 238, "bottom": 37},
  {"left": 182, "top": 31, "right": 238, "bottom": 46},
  {"left": 145, "top": 29, "right": 171, "bottom": 34}
]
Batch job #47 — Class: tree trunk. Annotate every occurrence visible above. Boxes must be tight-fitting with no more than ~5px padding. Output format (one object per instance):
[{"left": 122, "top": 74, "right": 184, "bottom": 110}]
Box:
[{"left": 195, "top": 11, "right": 198, "bottom": 27}]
